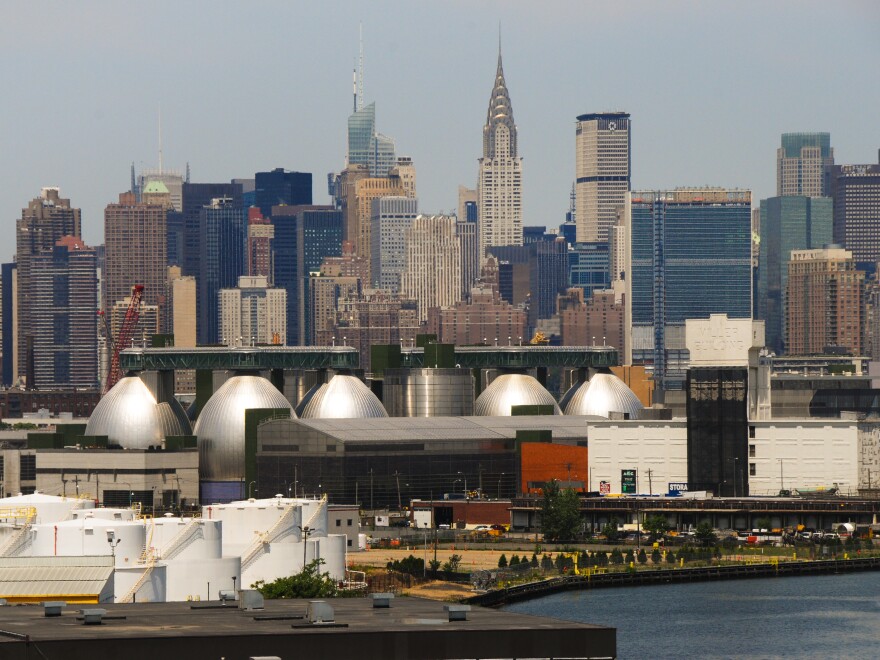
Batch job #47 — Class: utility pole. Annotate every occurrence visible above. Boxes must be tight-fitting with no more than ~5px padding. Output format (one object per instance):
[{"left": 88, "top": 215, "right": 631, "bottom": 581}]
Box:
[
  {"left": 394, "top": 471, "right": 402, "bottom": 511},
  {"left": 370, "top": 468, "right": 374, "bottom": 511},
  {"left": 647, "top": 468, "right": 653, "bottom": 495},
  {"left": 478, "top": 464, "right": 483, "bottom": 499}
]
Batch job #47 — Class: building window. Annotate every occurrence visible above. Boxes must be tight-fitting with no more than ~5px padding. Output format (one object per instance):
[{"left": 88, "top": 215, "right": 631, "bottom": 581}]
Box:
[
  {"left": 749, "top": 426, "right": 756, "bottom": 438},
  {"left": 336, "top": 519, "right": 341, "bottom": 527},
  {"left": 749, "top": 445, "right": 756, "bottom": 458},
  {"left": 19, "top": 455, "right": 36, "bottom": 482},
  {"left": 749, "top": 463, "right": 756, "bottom": 476},
  {"left": 347, "top": 519, "right": 353, "bottom": 526}
]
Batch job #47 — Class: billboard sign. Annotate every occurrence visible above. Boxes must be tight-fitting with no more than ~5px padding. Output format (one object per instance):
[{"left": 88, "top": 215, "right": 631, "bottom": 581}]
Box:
[
  {"left": 621, "top": 469, "right": 637, "bottom": 494},
  {"left": 599, "top": 481, "right": 611, "bottom": 495}
]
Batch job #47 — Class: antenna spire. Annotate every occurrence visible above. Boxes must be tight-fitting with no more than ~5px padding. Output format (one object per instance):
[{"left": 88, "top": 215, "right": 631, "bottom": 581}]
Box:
[
  {"left": 158, "top": 105, "right": 164, "bottom": 174},
  {"left": 357, "top": 22, "right": 364, "bottom": 111}
]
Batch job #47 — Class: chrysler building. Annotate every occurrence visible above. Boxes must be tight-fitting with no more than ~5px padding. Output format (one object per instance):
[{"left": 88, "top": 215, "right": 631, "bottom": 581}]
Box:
[{"left": 477, "top": 46, "right": 523, "bottom": 258}]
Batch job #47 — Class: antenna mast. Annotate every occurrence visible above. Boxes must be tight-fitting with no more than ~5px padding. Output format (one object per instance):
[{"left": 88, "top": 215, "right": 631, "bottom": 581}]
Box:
[
  {"left": 158, "top": 105, "right": 163, "bottom": 174},
  {"left": 357, "top": 22, "right": 364, "bottom": 111}
]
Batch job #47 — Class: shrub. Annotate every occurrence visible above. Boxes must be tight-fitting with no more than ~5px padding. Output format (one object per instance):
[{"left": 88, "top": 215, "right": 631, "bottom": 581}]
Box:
[{"left": 498, "top": 554, "right": 508, "bottom": 568}]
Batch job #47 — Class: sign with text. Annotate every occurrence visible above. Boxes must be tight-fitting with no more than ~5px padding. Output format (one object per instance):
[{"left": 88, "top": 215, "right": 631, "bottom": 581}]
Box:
[
  {"left": 621, "top": 469, "right": 637, "bottom": 494},
  {"left": 599, "top": 481, "right": 611, "bottom": 495},
  {"left": 668, "top": 482, "right": 689, "bottom": 494}
]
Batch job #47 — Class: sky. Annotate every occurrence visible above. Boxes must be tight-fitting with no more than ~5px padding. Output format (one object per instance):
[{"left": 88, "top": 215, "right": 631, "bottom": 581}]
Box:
[{"left": 1, "top": 0, "right": 878, "bottom": 253}]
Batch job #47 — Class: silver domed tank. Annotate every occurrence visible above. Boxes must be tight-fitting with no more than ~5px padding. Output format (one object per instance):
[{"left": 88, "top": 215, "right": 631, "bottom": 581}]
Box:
[
  {"left": 194, "top": 375, "right": 294, "bottom": 481},
  {"left": 85, "top": 376, "right": 192, "bottom": 449},
  {"left": 561, "top": 373, "right": 644, "bottom": 419},
  {"left": 473, "top": 373, "right": 562, "bottom": 416},
  {"left": 299, "top": 375, "right": 388, "bottom": 419}
]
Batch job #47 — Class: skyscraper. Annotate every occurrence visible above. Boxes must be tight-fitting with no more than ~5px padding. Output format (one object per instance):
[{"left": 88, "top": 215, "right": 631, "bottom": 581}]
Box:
[
  {"left": 181, "top": 181, "right": 243, "bottom": 279},
  {"left": 295, "top": 206, "right": 344, "bottom": 345},
  {"left": 16, "top": 188, "right": 82, "bottom": 386},
  {"left": 626, "top": 189, "right": 752, "bottom": 390},
  {"left": 220, "top": 275, "right": 287, "bottom": 346},
  {"left": 786, "top": 247, "right": 864, "bottom": 355},
  {"left": 830, "top": 156, "right": 880, "bottom": 265},
  {"left": 400, "top": 215, "right": 462, "bottom": 323},
  {"left": 246, "top": 208, "right": 274, "bottom": 280},
  {"left": 104, "top": 190, "right": 171, "bottom": 330},
  {"left": 30, "top": 237, "right": 98, "bottom": 389},
  {"left": 757, "top": 196, "right": 832, "bottom": 353},
  {"left": 370, "top": 196, "right": 418, "bottom": 293},
  {"left": 575, "top": 112, "right": 631, "bottom": 243},
  {"left": 198, "top": 197, "right": 246, "bottom": 345},
  {"left": 350, "top": 173, "right": 407, "bottom": 276},
  {"left": 255, "top": 168, "right": 312, "bottom": 217},
  {"left": 1, "top": 262, "right": 17, "bottom": 387},
  {"left": 777, "top": 132, "right": 834, "bottom": 197},
  {"left": 477, "top": 46, "right": 523, "bottom": 258}
]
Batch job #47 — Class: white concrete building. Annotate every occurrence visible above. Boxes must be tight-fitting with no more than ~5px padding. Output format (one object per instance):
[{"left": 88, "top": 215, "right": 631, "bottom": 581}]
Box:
[
  {"left": 219, "top": 275, "right": 287, "bottom": 346},
  {"left": 586, "top": 420, "right": 687, "bottom": 494},
  {"left": 400, "top": 215, "right": 462, "bottom": 323},
  {"left": 369, "top": 196, "right": 417, "bottom": 293}
]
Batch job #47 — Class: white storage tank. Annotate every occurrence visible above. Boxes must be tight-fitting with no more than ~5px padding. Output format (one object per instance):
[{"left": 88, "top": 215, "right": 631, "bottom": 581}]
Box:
[
  {"left": 30, "top": 515, "right": 145, "bottom": 567},
  {"left": 0, "top": 492, "right": 95, "bottom": 524}
]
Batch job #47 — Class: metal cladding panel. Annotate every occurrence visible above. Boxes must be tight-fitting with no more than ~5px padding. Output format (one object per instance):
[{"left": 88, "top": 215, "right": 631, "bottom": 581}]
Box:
[
  {"left": 561, "top": 373, "right": 644, "bottom": 419},
  {"left": 85, "top": 377, "right": 190, "bottom": 449},
  {"left": 473, "top": 374, "right": 561, "bottom": 416},
  {"left": 194, "top": 376, "right": 293, "bottom": 481},
  {"left": 299, "top": 375, "right": 388, "bottom": 419},
  {"left": 383, "top": 368, "right": 475, "bottom": 417}
]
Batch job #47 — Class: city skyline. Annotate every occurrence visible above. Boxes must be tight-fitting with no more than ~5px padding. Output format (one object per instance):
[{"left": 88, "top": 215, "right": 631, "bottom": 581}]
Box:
[{"left": 1, "top": 1, "right": 878, "bottom": 251}]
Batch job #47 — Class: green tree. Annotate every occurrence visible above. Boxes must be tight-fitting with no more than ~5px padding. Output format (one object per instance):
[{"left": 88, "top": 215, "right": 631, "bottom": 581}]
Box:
[
  {"left": 442, "top": 554, "right": 462, "bottom": 572},
  {"left": 755, "top": 517, "right": 772, "bottom": 531},
  {"left": 694, "top": 522, "right": 718, "bottom": 547},
  {"left": 251, "top": 559, "right": 337, "bottom": 599},
  {"left": 510, "top": 554, "right": 520, "bottom": 566},
  {"left": 601, "top": 518, "right": 621, "bottom": 543},
  {"left": 530, "top": 553, "right": 539, "bottom": 568},
  {"left": 540, "top": 480, "right": 582, "bottom": 542},
  {"left": 541, "top": 553, "right": 554, "bottom": 570},
  {"left": 642, "top": 514, "right": 670, "bottom": 540},
  {"left": 428, "top": 559, "right": 441, "bottom": 573},
  {"left": 498, "top": 553, "right": 508, "bottom": 568},
  {"left": 651, "top": 548, "right": 662, "bottom": 565},
  {"left": 596, "top": 551, "right": 609, "bottom": 567},
  {"left": 610, "top": 548, "right": 624, "bottom": 565},
  {"left": 637, "top": 548, "right": 648, "bottom": 565},
  {"left": 624, "top": 549, "right": 635, "bottom": 565}
]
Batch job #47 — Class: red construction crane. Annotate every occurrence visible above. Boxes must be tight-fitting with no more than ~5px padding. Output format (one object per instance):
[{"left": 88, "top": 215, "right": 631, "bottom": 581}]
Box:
[{"left": 103, "top": 284, "right": 145, "bottom": 393}]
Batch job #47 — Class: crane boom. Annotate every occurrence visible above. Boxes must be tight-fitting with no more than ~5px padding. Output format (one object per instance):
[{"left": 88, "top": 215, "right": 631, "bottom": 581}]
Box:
[{"left": 105, "top": 285, "right": 144, "bottom": 393}]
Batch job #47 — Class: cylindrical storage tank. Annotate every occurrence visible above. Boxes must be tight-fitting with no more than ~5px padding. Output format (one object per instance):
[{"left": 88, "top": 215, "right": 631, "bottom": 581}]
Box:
[
  {"left": 284, "top": 370, "right": 327, "bottom": 410},
  {"left": 383, "top": 368, "right": 475, "bottom": 417},
  {"left": 321, "top": 534, "right": 347, "bottom": 579},
  {"left": 152, "top": 516, "right": 223, "bottom": 560},
  {"left": 194, "top": 376, "right": 294, "bottom": 483},
  {"left": 1, "top": 493, "right": 95, "bottom": 524},
  {"left": 561, "top": 372, "right": 644, "bottom": 419},
  {"left": 31, "top": 518, "right": 146, "bottom": 566}
]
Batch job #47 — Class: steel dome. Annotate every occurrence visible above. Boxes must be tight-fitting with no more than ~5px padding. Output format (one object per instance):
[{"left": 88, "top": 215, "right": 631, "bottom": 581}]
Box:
[
  {"left": 561, "top": 373, "right": 644, "bottom": 419},
  {"left": 473, "top": 374, "right": 562, "bottom": 416},
  {"left": 298, "top": 375, "right": 388, "bottom": 419},
  {"left": 85, "top": 377, "right": 191, "bottom": 449},
  {"left": 194, "top": 375, "right": 294, "bottom": 481}
]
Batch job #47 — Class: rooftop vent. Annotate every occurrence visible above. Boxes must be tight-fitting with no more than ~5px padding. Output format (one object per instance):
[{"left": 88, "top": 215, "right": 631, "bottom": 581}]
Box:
[
  {"left": 444, "top": 604, "right": 470, "bottom": 622},
  {"left": 80, "top": 608, "right": 106, "bottom": 625},
  {"left": 238, "top": 589, "right": 264, "bottom": 611},
  {"left": 307, "top": 600, "right": 335, "bottom": 623},
  {"left": 42, "top": 601, "right": 66, "bottom": 617},
  {"left": 371, "top": 593, "right": 394, "bottom": 608}
]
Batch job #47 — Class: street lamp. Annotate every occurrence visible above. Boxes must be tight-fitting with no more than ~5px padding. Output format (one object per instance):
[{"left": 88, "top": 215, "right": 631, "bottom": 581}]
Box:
[
  {"left": 778, "top": 458, "right": 785, "bottom": 493},
  {"left": 423, "top": 522, "right": 429, "bottom": 578},
  {"left": 299, "top": 525, "right": 311, "bottom": 569}
]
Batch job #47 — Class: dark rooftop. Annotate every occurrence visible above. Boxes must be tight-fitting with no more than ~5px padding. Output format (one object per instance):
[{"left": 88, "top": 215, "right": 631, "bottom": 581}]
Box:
[{"left": 0, "top": 595, "right": 615, "bottom": 660}]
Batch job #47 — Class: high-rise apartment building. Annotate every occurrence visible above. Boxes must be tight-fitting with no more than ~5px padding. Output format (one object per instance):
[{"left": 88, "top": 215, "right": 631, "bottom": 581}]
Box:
[
  {"left": 626, "top": 189, "right": 752, "bottom": 389},
  {"left": 370, "top": 196, "right": 418, "bottom": 293},
  {"left": 255, "top": 168, "right": 312, "bottom": 217},
  {"left": 167, "top": 266, "right": 196, "bottom": 393},
  {"left": 477, "top": 48, "right": 523, "bottom": 258},
  {"left": 786, "top": 247, "right": 864, "bottom": 355},
  {"left": 308, "top": 275, "right": 361, "bottom": 346},
  {"left": 830, "top": 156, "right": 880, "bottom": 265},
  {"left": 757, "top": 196, "right": 832, "bottom": 353},
  {"left": 426, "top": 284, "right": 527, "bottom": 347},
  {"left": 247, "top": 208, "right": 274, "bottom": 280},
  {"left": 777, "top": 132, "right": 834, "bottom": 197},
  {"left": 400, "top": 215, "right": 462, "bottom": 323},
  {"left": 103, "top": 190, "right": 170, "bottom": 332},
  {"left": 575, "top": 112, "right": 631, "bottom": 243},
  {"left": 198, "top": 198, "right": 246, "bottom": 345},
  {"left": 220, "top": 275, "right": 287, "bottom": 346},
  {"left": 569, "top": 242, "right": 611, "bottom": 299},
  {"left": 558, "top": 288, "right": 625, "bottom": 351},
  {"left": 16, "top": 188, "right": 81, "bottom": 386},
  {"left": 394, "top": 157, "right": 417, "bottom": 198},
  {"left": 30, "top": 237, "right": 98, "bottom": 389},
  {"left": 457, "top": 186, "right": 479, "bottom": 298}
]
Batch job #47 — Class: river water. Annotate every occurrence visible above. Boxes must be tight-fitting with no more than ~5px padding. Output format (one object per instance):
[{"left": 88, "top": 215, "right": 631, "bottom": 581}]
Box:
[{"left": 504, "top": 571, "right": 880, "bottom": 659}]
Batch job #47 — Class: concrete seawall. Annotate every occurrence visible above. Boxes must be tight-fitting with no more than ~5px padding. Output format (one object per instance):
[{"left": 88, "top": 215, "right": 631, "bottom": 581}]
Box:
[{"left": 465, "top": 556, "right": 880, "bottom": 607}]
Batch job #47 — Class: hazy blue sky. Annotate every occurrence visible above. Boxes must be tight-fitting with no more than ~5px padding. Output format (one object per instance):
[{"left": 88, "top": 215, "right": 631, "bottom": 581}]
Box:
[{"left": 1, "top": 1, "right": 878, "bottom": 252}]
